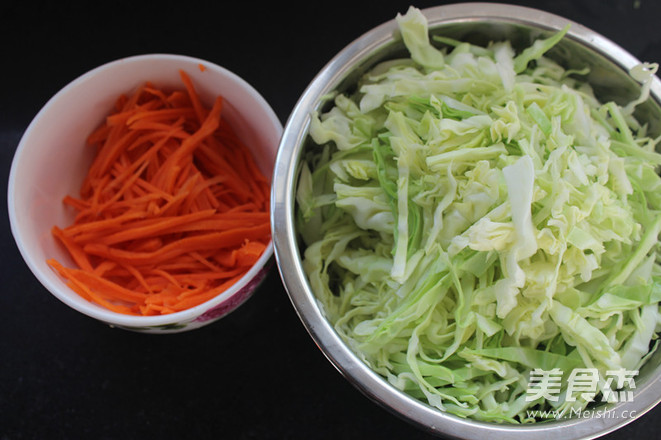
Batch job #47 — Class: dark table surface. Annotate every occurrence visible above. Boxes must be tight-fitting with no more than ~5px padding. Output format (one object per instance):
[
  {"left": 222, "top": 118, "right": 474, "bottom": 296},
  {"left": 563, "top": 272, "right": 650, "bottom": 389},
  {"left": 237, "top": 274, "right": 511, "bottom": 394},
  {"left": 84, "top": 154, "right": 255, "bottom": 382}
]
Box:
[{"left": 2, "top": 1, "right": 661, "bottom": 439}]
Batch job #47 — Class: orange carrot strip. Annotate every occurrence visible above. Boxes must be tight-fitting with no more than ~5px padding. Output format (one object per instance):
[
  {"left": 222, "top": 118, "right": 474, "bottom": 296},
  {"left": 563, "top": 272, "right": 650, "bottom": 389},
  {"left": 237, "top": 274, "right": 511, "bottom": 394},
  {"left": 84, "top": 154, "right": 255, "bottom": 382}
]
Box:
[
  {"left": 127, "top": 107, "right": 196, "bottom": 126},
  {"left": 51, "top": 227, "right": 94, "bottom": 272},
  {"left": 236, "top": 240, "right": 267, "bottom": 267},
  {"left": 148, "top": 269, "right": 182, "bottom": 289},
  {"left": 62, "top": 210, "right": 146, "bottom": 236},
  {"left": 143, "top": 86, "right": 169, "bottom": 103},
  {"left": 58, "top": 268, "right": 148, "bottom": 302},
  {"left": 127, "top": 237, "right": 164, "bottom": 253},
  {"left": 172, "top": 274, "right": 243, "bottom": 311},
  {"left": 83, "top": 223, "right": 271, "bottom": 266},
  {"left": 48, "top": 259, "right": 139, "bottom": 315},
  {"left": 179, "top": 70, "right": 208, "bottom": 123},
  {"left": 48, "top": 71, "right": 271, "bottom": 316},
  {"left": 152, "top": 96, "right": 223, "bottom": 192},
  {"left": 121, "top": 263, "right": 154, "bottom": 295},
  {"left": 98, "top": 209, "right": 216, "bottom": 245},
  {"left": 62, "top": 195, "right": 89, "bottom": 211}
]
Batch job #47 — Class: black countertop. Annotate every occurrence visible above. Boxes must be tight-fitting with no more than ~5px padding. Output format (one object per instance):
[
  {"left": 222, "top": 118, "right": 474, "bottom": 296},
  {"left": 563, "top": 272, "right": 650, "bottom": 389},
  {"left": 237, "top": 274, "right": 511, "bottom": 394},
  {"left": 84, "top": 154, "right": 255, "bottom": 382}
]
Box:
[{"left": 2, "top": 1, "right": 661, "bottom": 439}]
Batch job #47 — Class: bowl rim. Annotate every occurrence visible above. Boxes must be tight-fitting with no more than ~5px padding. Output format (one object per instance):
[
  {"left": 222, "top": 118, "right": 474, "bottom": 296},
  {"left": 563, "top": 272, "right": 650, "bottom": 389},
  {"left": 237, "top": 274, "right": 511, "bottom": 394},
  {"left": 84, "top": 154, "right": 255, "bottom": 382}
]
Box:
[
  {"left": 8, "top": 53, "right": 282, "bottom": 329},
  {"left": 272, "top": 3, "right": 661, "bottom": 438}
]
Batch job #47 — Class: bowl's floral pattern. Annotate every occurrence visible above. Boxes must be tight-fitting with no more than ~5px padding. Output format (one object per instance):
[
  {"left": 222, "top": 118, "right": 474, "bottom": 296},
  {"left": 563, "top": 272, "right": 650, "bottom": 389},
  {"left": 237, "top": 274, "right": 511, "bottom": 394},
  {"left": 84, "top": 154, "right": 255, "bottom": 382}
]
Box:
[{"left": 115, "top": 259, "right": 273, "bottom": 333}]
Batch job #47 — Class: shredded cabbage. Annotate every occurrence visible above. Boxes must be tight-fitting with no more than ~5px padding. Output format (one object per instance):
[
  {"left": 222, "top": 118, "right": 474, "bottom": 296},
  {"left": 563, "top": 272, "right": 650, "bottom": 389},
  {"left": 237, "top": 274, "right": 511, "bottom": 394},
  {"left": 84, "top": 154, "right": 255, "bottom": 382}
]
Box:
[{"left": 296, "top": 6, "right": 661, "bottom": 422}]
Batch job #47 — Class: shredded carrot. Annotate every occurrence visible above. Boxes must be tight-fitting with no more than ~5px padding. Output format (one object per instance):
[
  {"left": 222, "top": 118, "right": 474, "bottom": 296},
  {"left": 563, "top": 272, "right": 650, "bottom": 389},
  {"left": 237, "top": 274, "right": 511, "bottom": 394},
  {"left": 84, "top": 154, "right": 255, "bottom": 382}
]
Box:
[{"left": 47, "top": 70, "right": 271, "bottom": 316}]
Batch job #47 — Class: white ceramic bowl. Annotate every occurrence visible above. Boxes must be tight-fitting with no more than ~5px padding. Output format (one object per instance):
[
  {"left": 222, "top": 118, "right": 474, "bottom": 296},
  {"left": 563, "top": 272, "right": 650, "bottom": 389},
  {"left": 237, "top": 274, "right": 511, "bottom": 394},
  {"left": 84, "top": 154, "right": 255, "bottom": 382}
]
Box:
[{"left": 8, "top": 53, "right": 283, "bottom": 333}]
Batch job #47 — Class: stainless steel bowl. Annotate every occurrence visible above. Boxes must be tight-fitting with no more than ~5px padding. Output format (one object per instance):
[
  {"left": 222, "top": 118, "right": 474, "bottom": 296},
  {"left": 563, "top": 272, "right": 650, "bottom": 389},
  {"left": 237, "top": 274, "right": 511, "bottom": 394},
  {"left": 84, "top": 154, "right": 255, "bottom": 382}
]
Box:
[{"left": 271, "top": 3, "right": 661, "bottom": 439}]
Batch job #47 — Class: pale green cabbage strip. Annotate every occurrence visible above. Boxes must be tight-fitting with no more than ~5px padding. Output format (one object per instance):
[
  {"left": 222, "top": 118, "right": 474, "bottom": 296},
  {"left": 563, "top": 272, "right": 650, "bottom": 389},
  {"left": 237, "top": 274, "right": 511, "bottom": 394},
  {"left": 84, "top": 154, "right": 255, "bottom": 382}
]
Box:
[{"left": 296, "top": 6, "right": 661, "bottom": 423}]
